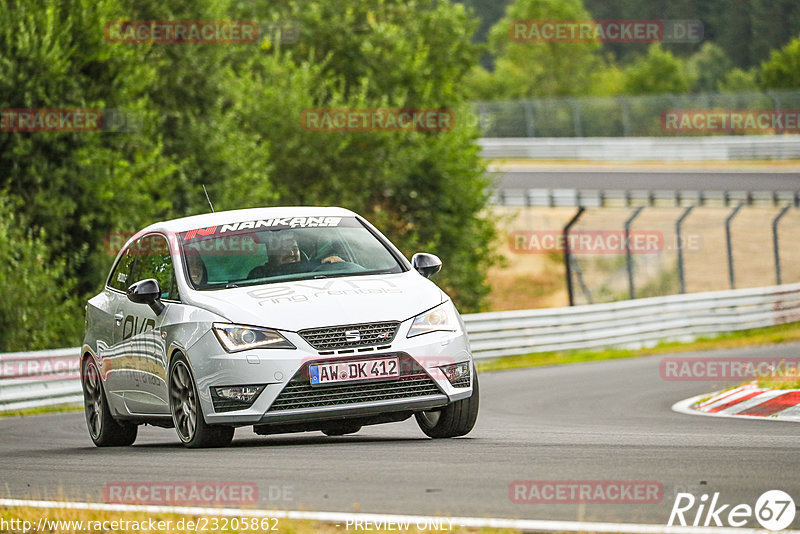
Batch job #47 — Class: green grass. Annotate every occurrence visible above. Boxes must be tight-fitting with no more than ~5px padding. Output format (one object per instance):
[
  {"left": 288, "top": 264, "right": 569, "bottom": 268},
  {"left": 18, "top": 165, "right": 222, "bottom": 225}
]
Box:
[
  {"left": 0, "top": 404, "right": 82, "bottom": 418},
  {"left": 756, "top": 377, "right": 800, "bottom": 389},
  {"left": 476, "top": 321, "right": 800, "bottom": 373}
]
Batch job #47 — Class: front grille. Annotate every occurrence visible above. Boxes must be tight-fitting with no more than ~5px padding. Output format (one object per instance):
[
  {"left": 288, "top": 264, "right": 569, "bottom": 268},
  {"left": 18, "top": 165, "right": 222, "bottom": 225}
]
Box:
[
  {"left": 268, "top": 354, "right": 443, "bottom": 412},
  {"left": 212, "top": 397, "right": 253, "bottom": 413},
  {"left": 210, "top": 387, "right": 264, "bottom": 413},
  {"left": 299, "top": 321, "right": 400, "bottom": 350},
  {"left": 451, "top": 373, "right": 471, "bottom": 388}
]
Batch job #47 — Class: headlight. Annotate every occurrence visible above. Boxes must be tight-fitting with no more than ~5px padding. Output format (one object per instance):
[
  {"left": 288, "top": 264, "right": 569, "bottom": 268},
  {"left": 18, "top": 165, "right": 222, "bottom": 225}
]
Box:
[
  {"left": 407, "top": 301, "right": 457, "bottom": 338},
  {"left": 213, "top": 323, "right": 295, "bottom": 352}
]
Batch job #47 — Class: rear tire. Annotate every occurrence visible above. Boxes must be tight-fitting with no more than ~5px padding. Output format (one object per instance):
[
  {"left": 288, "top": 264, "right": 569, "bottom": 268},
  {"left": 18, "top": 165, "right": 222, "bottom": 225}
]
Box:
[
  {"left": 169, "top": 354, "right": 234, "bottom": 448},
  {"left": 81, "top": 358, "right": 137, "bottom": 447},
  {"left": 416, "top": 369, "right": 479, "bottom": 438}
]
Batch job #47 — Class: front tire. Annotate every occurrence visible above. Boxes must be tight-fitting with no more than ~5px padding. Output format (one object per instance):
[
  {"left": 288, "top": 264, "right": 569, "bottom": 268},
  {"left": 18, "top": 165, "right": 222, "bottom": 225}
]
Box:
[
  {"left": 169, "top": 354, "right": 234, "bottom": 448},
  {"left": 81, "top": 358, "right": 137, "bottom": 447},
  {"left": 416, "top": 369, "right": 479, "bottom": 438}
]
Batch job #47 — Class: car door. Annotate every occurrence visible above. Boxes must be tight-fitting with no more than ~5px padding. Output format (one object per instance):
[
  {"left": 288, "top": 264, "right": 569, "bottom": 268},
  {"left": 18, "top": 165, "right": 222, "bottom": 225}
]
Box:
[
  {"left": 113, "top": 233, "right": 176, "bottom": 415},
  {"left": 100, "top": 246, "right": 137, "bottom": 410}
]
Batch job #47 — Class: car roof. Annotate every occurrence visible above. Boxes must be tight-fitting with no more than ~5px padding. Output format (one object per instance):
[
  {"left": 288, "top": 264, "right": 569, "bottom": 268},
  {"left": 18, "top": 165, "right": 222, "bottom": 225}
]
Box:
[{"left": 140, "top": 206, "right": 359, "bottom": 234}]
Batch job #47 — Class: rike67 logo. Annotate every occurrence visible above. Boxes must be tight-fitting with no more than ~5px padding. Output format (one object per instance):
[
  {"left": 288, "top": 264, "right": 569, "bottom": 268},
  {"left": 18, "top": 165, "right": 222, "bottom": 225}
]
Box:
[{"left": 669, "top": 490, "right": 795, "bottom": 530}]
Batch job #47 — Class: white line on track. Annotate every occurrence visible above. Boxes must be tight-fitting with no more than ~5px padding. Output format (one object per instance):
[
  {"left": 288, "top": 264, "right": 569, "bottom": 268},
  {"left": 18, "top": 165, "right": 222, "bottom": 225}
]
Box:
[{"left": 1, "top": 498, "right": 796, "bottom": 534}]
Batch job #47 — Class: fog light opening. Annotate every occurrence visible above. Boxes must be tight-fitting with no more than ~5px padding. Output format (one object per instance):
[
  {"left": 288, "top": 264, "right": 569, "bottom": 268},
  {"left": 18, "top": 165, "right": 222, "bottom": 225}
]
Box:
[
  {"left": 211, "top": 385, "right": 265, "bottom": 412},
  {"left": 440, "top": 362, "right": 470, "bottom": 386}
]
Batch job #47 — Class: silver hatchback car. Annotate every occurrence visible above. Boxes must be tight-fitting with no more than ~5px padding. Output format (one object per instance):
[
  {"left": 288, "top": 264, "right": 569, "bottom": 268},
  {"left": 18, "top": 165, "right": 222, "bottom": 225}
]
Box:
[{"left": 81, "top": 207, "right": 478, "bottom": 448}]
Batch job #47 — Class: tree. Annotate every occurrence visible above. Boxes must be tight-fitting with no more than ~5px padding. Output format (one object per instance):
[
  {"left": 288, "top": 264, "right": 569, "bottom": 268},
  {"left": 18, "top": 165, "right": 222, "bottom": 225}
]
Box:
[
  {"left": 469, "top": 0, "right": 610, "bottom": 99},
  {"left": 622, "top": 44, "right": 692, "bottom": 95},
  {"left": 760, "top": 33, "right": 800, "bottom": 89},
  {"left": 229, "top": 0, "right": 500, "bottom": 310},
  {"left": 686, "top": 43, "right": 733, "bottom": 93},
  {"left": 718, "top": 68, "right": 759, "bottom": 93},
  {"left": 0, "top": 0, "right": 177, "bottom": 296},
  {"left": 0, "top": 201, "right": 80, "bottom": 351},
  {"left": 0, "top": 0, "right": 500, "bottom": 345}
]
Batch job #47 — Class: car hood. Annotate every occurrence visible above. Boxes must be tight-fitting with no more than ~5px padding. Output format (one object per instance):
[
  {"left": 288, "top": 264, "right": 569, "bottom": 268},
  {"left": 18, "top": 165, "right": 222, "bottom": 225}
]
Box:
[{"left": 184, "top": 271, "right": 445, "bottom": 331}]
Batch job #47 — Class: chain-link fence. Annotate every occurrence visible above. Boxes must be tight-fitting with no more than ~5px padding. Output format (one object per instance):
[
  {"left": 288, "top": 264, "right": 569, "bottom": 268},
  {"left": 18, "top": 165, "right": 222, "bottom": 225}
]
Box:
[{"left": 475, "top": 90, "right": 800, "bottom": 137}]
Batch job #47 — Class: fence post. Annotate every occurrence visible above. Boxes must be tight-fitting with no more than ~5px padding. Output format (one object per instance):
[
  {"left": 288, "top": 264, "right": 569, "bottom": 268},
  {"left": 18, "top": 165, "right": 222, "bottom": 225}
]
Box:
[
  {"left": 773, "top": 205, "right": 791, "bottom": 285},
  {"left": 618, "top": 97, "right": 631, "bottom": 137},
  {"left": 570, "top": 99, "right": 583, "bottom": 137},
  {"left": 676, "top": 206, "right": 694, "bottom": 294},
  {"left": 564, "top": 207, "right": 586, "bottom": 306},
  {"left": 523, "top": 100, "right": 535, "bottom": 137},
  {"left": 625, "top": 206, "right": 645, "bottom": 300},
  {"left": 725, "top": 203, "right": 744, "bottom": 289}
]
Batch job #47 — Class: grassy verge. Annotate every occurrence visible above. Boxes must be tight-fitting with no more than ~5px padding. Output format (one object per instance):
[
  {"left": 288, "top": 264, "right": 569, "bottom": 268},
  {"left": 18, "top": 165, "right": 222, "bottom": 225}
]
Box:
[
  {"left": 755, "top": 376, "right": 800, "bottom": 389},
  {"left": 476, "top": 321, "right": 800, "bottom": 373},
  {"left": 0, "top": 506, "right": 516, "bottom": 534},
  {"left": 0, "top": 404, "right": 82, "bottom": 418}
]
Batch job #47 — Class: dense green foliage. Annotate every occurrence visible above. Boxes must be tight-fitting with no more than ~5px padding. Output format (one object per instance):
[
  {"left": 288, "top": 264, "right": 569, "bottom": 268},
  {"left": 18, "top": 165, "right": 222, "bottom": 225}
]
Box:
[
  {"left": 461, "top": 0, "right": 800, "bottom": 69},
  {"left": 462, "top": 0, "right": 800, "bottom": 98},
  {"left": 3, "top": 0, "right": 800, "bottom": 351},
  {"left": 0, "top": 0, "right": 497, "bottom": 350}
]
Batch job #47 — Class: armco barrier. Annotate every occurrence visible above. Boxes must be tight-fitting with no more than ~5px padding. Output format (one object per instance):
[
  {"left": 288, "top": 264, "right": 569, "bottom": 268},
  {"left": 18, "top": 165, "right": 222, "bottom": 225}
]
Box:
[
  {"left": 0, "top": 348, "right": 83, "bottom": 412},
  {"left": 3, "top": 282, "right": 800, "bottom": 410},
  {"left": 479, "top": 136, "right": 800, "bottom": 161},
  {"left": 465, "top": 282, "right": 800, "bottom": 359}
]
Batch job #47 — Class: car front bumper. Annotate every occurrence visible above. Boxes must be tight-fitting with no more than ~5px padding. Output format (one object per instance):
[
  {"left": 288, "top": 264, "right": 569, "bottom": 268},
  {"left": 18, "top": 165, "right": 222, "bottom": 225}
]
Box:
[{"left": 186, "top": 322, "right": 474, "bottom": 426}]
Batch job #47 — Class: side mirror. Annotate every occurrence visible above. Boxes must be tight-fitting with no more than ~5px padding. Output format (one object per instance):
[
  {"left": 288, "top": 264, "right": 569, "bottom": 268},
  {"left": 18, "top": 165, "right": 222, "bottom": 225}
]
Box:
[
  {"left": 127, "top": 279, "right": 165, "bottom": 315},
  {"left": 411, "top": 253, "right": 442, "bottom": 278}
]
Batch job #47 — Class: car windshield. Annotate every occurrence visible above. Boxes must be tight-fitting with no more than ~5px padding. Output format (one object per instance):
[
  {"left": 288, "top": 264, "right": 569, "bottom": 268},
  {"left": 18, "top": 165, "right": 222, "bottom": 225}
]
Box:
[{"left": 179, "top": 216, "right": 403, "bottom": 289}]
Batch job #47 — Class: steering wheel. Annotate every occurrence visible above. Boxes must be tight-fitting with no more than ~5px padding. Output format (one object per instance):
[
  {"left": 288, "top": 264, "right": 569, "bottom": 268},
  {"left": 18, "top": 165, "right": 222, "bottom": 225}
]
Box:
[{"left": 312, "top": 261, "right": 366, "bottom": 272}]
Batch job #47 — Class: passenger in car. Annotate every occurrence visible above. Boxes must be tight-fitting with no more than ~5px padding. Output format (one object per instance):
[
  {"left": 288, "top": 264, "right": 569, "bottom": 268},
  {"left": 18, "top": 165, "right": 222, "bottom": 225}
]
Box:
[{"left": 185, "top": 253, "right": 208, "bottom": 288}]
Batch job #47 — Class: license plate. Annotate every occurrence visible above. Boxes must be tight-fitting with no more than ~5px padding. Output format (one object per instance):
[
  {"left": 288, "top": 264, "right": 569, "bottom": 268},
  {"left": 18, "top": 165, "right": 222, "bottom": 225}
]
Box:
[{"left": 309, "top": 357, "right": 399, "bottom": 385}]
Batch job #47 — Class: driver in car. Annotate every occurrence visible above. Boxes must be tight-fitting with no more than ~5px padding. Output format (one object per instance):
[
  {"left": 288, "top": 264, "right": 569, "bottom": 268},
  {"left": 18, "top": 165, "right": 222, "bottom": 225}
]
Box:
[
  {"left": 247, "top": 234, "right": 345, "bottom": 280},
  {"left": 275, "top": 235, "right": 344, "bottom": 266}
]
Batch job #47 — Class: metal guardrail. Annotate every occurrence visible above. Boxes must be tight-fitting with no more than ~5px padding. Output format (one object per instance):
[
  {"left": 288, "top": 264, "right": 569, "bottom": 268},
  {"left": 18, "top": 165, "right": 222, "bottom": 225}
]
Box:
[
  {"left": 0, "top": 348, "right": 83, "bottom": 412},
  {"left": 3, "top": 282, "right": 800, "bottom": 409},
  {"left": 465, "top": 282, "right": 800, "bottom": 359},
  {"left": 479, "top": 136, "right": 800, "bottom": 161},
  {"left": 491, "top": 188, "right": 800, "bottom": 208}
]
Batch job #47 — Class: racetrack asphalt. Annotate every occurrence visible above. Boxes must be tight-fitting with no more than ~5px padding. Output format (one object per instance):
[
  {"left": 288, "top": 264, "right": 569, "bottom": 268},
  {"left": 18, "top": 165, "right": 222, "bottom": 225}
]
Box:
[{"left": 2, "top": 343, "right": 800, "bottom": 527}]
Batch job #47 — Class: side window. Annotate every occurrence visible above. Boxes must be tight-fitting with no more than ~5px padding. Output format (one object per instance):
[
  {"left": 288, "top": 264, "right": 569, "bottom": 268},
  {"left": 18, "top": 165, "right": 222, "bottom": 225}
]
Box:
[
  {"left": 108, "top": 249, "right": 135, "bottom": 291},
  {"left": 129, "top": 234, "right": 179, "bottom": 301}
]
